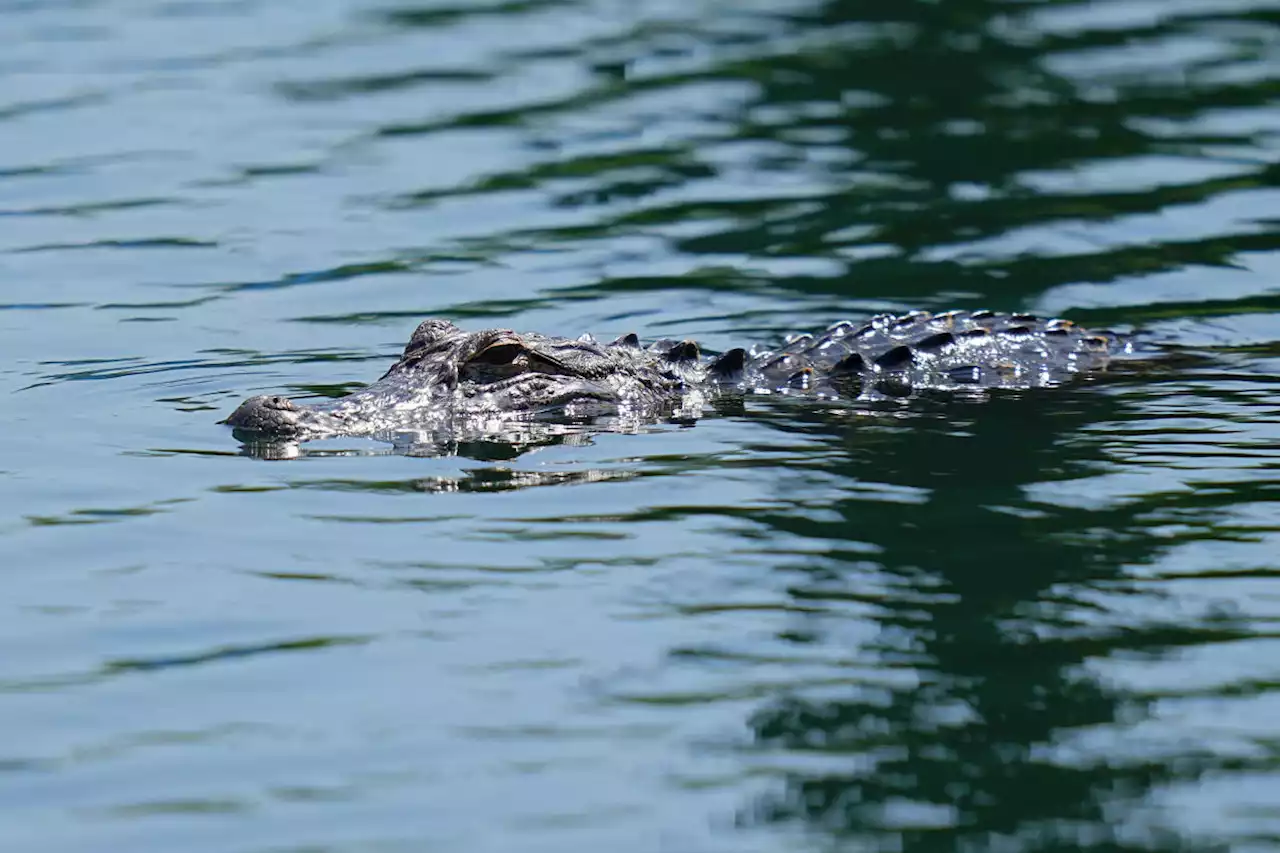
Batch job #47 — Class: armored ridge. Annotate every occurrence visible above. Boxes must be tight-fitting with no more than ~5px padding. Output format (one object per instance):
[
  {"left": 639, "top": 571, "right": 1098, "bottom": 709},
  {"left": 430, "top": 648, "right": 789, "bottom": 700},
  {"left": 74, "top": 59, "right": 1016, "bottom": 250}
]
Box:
[{"left": 224, "top": 310, "right": 1137, "bottom": 441}]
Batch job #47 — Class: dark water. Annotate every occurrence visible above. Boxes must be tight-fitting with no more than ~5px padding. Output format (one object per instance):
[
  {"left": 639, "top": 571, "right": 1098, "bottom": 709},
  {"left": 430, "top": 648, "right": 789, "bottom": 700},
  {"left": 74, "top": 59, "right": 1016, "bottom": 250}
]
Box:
[{"left": 3, "top": 0, "right": 1280, "bottom": 850}]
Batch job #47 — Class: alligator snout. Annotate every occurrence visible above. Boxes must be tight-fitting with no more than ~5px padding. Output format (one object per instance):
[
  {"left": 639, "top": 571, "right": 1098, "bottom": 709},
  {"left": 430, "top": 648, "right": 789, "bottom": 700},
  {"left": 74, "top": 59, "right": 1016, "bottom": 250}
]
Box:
[{"left": 222, "top": 395, "right": 307, "bottom": 435}]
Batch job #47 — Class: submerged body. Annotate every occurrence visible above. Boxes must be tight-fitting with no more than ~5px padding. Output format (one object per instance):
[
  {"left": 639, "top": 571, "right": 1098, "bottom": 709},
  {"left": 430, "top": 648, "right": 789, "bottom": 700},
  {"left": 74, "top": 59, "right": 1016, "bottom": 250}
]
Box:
[{"left": 224, "top": 310, "right": 1137, "bottom": 441}]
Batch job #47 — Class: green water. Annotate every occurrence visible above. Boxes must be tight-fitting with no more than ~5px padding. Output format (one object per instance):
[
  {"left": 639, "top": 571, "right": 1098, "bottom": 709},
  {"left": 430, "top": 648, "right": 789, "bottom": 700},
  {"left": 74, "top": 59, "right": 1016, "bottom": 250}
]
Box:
[{"left": 1, "top": 1, "right": 1278, "bottom": 850}]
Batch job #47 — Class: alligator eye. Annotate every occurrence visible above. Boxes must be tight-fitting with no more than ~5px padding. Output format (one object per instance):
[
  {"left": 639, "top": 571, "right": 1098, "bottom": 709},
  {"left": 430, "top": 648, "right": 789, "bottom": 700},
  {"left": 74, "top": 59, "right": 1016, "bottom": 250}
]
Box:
[{"left": 471, "top": 342, "right": 524, "bottom": 365}]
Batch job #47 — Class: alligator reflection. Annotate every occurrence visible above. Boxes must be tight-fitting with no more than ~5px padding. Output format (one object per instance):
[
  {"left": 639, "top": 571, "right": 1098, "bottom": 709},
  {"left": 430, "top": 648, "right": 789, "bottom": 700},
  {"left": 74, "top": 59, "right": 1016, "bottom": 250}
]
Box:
[
  {"left": 233, "top": 425, "right": 593, "bottom": 463},
  {"left": 233, "top": 400, "right": 743, "bottom": 464},
  {"left": 237, "top": 431, "right": 643, "bottom": 491},
  {"left": 737, "top": 384, "right": 1265, "bottom": 850},
  {"left": 236, "top": 422, "right": 616, "bottom": 462}
]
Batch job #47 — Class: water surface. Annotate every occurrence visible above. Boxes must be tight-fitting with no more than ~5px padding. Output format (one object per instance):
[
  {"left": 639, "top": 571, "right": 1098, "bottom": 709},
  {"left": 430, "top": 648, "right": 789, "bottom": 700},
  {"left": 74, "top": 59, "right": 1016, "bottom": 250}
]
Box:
[{"left": 2, "top": 0, "right": 1280, "bottom": 850}]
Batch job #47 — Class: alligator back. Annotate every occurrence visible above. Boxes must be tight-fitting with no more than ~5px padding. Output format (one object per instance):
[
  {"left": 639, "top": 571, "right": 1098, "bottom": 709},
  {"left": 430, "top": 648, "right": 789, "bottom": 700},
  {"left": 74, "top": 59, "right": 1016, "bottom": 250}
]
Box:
[{"left": 741, "top": 310, "right": 1135, "bottom": 397}]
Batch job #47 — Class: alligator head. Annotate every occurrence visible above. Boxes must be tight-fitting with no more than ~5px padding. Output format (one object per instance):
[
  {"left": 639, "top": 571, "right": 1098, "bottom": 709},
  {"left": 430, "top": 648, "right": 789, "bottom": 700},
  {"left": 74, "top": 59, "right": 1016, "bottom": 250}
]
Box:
[{"left": 223, "top": 318, "right": 728, "bottom": 440}]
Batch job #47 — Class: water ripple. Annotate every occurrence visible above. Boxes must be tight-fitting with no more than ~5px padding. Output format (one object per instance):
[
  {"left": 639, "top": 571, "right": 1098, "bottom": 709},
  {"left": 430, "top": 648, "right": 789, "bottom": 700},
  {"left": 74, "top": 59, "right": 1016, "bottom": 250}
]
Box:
[{"left": 2, "top": 1, "right": 1280, "bottom": 851}]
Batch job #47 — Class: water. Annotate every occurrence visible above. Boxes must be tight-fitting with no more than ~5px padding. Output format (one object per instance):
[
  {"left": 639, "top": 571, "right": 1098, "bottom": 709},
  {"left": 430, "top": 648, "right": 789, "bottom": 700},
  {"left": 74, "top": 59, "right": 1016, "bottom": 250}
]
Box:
[{"left": 2, "top": 0, "right": 1279, "bottom": 850}]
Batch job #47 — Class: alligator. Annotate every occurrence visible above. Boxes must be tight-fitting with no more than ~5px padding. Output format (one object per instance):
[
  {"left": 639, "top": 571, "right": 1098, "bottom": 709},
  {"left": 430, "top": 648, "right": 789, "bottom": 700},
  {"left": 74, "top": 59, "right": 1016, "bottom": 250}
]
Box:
[{"left": 224, "top": 310, "right": 1139, "bottom": 442}]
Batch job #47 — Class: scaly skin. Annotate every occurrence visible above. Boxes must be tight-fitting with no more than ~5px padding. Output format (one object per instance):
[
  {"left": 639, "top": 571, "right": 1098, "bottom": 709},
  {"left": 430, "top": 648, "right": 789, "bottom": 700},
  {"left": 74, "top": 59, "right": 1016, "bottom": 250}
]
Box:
[{"left": 224, "top": 311, "right": 1136, "bottom": 441}]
